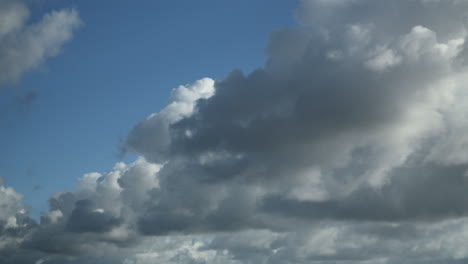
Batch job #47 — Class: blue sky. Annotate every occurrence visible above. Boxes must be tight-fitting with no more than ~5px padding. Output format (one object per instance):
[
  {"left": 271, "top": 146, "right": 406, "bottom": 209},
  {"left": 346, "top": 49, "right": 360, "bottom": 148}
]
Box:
[{"left": 0, "top": 0, "right": 297, "bottom": 218}]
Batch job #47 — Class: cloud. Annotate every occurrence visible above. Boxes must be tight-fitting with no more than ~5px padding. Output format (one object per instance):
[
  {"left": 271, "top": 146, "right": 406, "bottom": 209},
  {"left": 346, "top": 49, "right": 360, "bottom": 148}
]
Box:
[
  {"left": 0, "top": 0, "right": 81, "bottom": 85},
  {"left": 0, "top": 177, "right": 37, "bottom": 264},
  {"left": 125, "top": 78, "right": 215, "bottom": 163},
  {"left": 65, "top": 199, "right": 122, "bottom": 233},
  {"left": 5, "top": 0, "right": 468, "bottom": 263}
]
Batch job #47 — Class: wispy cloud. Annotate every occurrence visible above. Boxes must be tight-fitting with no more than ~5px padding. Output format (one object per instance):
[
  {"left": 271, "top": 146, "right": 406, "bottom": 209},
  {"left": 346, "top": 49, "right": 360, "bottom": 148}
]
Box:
[{"left": 0, "top": 1, "right": 81, "bottom": 85}]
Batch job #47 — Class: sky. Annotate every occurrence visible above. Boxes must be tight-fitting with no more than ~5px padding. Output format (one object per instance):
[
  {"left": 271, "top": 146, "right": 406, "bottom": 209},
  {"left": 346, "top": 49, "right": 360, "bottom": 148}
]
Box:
[
  {"left": 0, "top": 0, "right": 297, "bottom": 218},
  {"left": 3, "top": 0, "right": 468, "bottom": 264}
]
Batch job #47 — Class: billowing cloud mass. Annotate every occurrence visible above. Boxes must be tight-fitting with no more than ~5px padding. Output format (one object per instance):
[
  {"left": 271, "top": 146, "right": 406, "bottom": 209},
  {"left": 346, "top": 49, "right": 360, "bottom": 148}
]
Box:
[
  {"left": 0, "top": 0, "right": 80, "bottom": 85},
  {"left": 6, "top": 0, "right": 468, "bottom": 263}
]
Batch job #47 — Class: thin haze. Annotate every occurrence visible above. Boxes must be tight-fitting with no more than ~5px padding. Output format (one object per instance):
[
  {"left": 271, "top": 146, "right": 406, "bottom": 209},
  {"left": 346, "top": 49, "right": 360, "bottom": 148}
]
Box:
[{"left": 3, "top": 0, "right": 468, "bottom": 263}]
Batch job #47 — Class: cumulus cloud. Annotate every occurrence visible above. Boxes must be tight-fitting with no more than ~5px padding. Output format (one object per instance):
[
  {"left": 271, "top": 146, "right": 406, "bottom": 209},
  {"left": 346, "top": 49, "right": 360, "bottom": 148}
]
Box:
[
  {"left": 6, "top": 0, "right": 468, "bottom": 263},
  {"left": 126, "top": 78, "right": 215, "bottom": 163},
  {"left": 0, "top": 0, "right": 81, "bottom": 85}
]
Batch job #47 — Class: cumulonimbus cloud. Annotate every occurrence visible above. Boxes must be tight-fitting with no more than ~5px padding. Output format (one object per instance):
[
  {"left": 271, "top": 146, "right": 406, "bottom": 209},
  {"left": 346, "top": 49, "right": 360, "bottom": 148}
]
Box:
[{"left": 5, "top": 0, "right": 468, "bottom": 263}]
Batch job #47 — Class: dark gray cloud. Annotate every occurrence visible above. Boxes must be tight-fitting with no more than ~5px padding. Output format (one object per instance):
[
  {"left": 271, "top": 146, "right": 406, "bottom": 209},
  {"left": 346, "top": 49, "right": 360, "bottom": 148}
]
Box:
[
  {"left": 121, "top": 0, "right": 468, "bottom": 262},
  {"left": 261, "top": 160, "right": 468, "bottom": 222},
  {"left": 66, "top": 199, "right": 122, "bottom": 233},
  {"left": 126, "top": 0, "right": 468, "bottom": 236}
]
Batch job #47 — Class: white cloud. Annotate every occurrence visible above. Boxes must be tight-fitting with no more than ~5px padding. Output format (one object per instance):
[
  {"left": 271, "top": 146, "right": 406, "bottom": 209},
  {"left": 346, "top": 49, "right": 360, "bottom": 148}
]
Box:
[
  {"left": 126, "top": 78, "right": 215, "bottom": 163},
  {"left": 0, "top": 1, "right": 81, "bottom": 84},
  {"left": 0, "top": 184, "right": 25, "bottom": 223}
]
